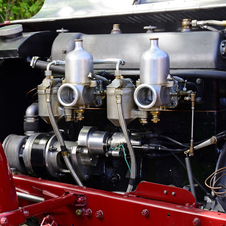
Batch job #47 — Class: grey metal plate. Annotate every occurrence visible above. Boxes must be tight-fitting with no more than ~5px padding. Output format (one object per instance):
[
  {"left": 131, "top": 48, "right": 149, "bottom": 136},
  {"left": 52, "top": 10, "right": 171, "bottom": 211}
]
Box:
[
  {"left": 80, "top": 31, "right": 223, "bottom": 69},
  {"left": 11, "top": 0, "right": 226, "bottom": 26}
]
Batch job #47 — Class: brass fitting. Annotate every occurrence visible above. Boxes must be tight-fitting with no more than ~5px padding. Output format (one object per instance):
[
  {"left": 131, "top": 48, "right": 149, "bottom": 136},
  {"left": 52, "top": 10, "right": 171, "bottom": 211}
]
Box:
[
  {"left": 150, "top": 111, "right": 160, "bottom": 123},
  {"left": 181, "top": 19, "right": 192, "bottom": 31},
  {"left": 139, "top": 118, "right": 148, "bottom": 124},
  {"left": 76, "top": 109, "right": 85, "bottom": 121}
]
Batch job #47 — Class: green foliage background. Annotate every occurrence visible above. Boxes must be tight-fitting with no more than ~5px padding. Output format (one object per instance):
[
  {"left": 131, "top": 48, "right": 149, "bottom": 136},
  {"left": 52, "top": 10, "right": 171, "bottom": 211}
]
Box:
[{"left": 0, "top": 0, "right": 44, "bottom": 22}]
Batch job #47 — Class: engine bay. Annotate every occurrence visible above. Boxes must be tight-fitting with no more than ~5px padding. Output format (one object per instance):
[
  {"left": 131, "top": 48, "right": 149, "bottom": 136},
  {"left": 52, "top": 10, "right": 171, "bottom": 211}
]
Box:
[{"left": 1, "top": 16, "right": 226, "bottom": 216}]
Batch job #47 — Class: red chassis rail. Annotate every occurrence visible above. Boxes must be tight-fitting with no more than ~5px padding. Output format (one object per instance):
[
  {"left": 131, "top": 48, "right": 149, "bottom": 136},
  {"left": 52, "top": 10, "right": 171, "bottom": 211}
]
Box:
[{"left": 11, "top": 175, "right": 226, "bottom": 226}]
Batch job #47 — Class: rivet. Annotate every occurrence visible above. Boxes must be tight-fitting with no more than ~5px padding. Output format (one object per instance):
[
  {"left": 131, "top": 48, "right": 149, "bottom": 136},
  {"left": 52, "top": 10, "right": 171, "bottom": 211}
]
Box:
[
  {"left": 193, "top": 218, "right": 201, "bottom": 226},
  {"left": 95, "top": 210, "right": 103, "bottom": 219},
  {"left": 172, "top": 192, "right": 176, "bottom": 196},
  {"left": 164, "top": 190, "right": 167, "bottom": 194},
  {"left": 141, "top": 209, "right": 149, "bottom": 217}
]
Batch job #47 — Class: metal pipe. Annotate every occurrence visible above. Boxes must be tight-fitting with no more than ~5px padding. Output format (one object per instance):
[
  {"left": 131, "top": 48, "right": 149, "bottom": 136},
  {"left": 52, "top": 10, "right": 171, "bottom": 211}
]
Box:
[
  {"left": 184, "top": 93, "right": 196, "bottom": 201},
  {"left": 93, "top": 58, "right": 125, "bottom": 71},
  {"left": 189, "top": 93, "right": 195, "bottom": 156},
  {"left": 28, "top": 58, "right": 65, "bottom": 74},
  {"left": 46, "top": 60, "right": 65, "bottom": 72},
  {"left": 17, "top": 192, "right": 44, "bottom": 203},
  {"left": 184, "top": 136, "right": 217, "bottom": 153},
  {"left": 23, "top": 192, "right": 76, "bottom": 219},
  {"left": 28, "top": 57, "right": 226, "bottom": 81},
  {"left": 192, "top": 20, "right": 226, "bottom": 27},
  {"left": 171, "top": 152, "right": 209, "bottom": 195},
  {"left": 92, "top": 74, "right": 110, "bottom": 84},
  {"left": 185, "top": 156, "right": 197, "bottom": 201},
  {"left": 101, "top": 69, "right": 226, "bottom": 80},
  {"left": 25, "top": 103, "right": 38, "bottom": 116},
  {"left": 200, "top": 25, "right": 219, "bottom": 32}
]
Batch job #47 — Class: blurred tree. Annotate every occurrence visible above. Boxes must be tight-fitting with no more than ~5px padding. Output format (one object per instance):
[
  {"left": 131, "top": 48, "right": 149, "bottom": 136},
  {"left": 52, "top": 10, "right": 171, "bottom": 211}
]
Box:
[{"left": 0, "top": 0, "right": 44, "bottom": 22}]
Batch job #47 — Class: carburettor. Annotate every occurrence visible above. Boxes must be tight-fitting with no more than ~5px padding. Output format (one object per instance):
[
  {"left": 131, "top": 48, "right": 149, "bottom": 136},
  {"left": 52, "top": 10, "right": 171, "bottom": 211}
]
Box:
[
  {"left": 134, "top": 38, "right": 174, "bottom": 123},
  {"left": 57, "top": 39, "right": 96, "bottom": 121}
]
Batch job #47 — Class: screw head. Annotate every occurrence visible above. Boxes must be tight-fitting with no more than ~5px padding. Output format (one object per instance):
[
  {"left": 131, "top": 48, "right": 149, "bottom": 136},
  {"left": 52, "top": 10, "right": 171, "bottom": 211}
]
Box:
[
  {"left": 95, "top": 210, "right": 103, "bottom": 219},
  {"left": 23, "top": 210, "right": 29, "bottom": 217},
  {"left": 141, "top": 209, "right": 149, "bottom": 217},
  {"left": 85, "top": 208, "right": 92, "bottom": 217}
]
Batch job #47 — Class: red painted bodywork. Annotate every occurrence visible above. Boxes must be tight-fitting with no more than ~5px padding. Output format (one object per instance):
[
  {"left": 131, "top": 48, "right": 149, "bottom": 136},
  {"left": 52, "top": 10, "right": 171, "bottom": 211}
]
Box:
[
  {"left": 0, "top": 144, "right": 18, "bottom": 213},
  {"left": 11, "top": 175, "right": 226, "bottom": 226},
  {"left": 0, "top": 143, "right": 225, "bottom": 226}
]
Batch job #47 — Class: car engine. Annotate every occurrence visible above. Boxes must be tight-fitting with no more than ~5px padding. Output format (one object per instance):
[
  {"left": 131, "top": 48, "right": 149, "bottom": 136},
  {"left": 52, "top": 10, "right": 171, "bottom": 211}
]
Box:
[{"left": 1, "top": 0, "right": 226, "bottom": 217}]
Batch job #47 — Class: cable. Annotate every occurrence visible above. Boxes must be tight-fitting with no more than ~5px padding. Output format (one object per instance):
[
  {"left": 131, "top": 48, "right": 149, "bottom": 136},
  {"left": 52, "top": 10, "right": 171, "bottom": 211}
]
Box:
[
  {"left": 110, "top": 144, "right": 131, "bottom": 172},
  {"left": 116, "top": 94, "right": 137, "bottom": 193},
  {"left": 25, "top": 88, "right": 38, "bottom": 102},
  {"left": 157, "top": 135, "right": 190, "bottom": 148},
  {"left": 45, "top": 89, "right": 83, "bottom": 186},
  {"left": 205, "top": 167, "right": 226, "bottom": 197}
]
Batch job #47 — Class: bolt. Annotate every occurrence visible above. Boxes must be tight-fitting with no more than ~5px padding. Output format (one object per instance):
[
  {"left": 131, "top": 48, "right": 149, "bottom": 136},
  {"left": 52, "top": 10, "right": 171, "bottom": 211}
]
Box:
[
  {"left": 141, "top": 209, "right": 149, "bottom": 217},
  {"left": 95, "top": 210, "right": 103, "bottom": 219},
  {"left": 164, "top": 190, "right": 168, "bottom": 194},
  {"left": 196, "top": 78, "right": 202, "bottom": 85},
  {"left": 23, "top": 210, "right": 29, "bottom": 217},
  {"left": 75, "top": 209, "right": 83, "bottom": 216},
  {"left": 196, "top": 97, "right": 202, "bottom": 103},
  {"left": 172, "top": 192, "right": 176, "bottom": 196},
  {"left": 0, "top": 218, "right": 7, "bottom": 225},
  {"left": 193, "top": 218, "right": 201, "bottom": 226},
  {"left": 77, "top": 196, "right": 86, "bottom": 203},
  {"left": 85, "top": 208, "right": 92, "bottom": 217}
]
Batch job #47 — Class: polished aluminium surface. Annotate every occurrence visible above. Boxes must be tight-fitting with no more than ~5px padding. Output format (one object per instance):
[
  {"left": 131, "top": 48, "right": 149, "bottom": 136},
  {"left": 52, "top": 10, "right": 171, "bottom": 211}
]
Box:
[
  {"left": 140, "top": 38, "right": 169, "bottom": 85},
  {"left": 2, "top": 134, "right": 27, "bottom": 175},
  {"left": 134, "top": 38, "right": 171, "bottom": 109},
  {"left": 58, "top": 39, "right": 94, "bottom": 108},
  {"left": 65, "top": 39, "right": 92, "bottom": 85},
  {"left": 24, "top": 103, "right": 39, "bottom": 136},
  {"left": 16, "top": 192, "right": 44, "bottom": 203}
]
